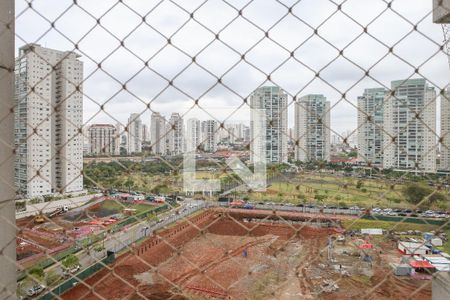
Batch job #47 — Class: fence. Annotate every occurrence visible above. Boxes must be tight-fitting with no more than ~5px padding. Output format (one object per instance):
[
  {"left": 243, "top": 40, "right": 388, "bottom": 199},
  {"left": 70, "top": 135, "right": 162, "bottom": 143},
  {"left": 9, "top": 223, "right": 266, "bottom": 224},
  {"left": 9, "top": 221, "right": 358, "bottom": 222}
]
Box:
[
  {"left": 2, "top": 0, "right": 450, "bottom": 299},
  {"left": 38, "top": 253, "right": 115, "bottom": 300}
]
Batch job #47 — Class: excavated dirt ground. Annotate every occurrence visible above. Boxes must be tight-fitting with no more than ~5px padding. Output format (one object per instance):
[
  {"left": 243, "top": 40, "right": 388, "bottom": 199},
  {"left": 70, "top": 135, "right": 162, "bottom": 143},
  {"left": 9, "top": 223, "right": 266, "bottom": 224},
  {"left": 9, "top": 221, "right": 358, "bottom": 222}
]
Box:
[{"left": 61, "top": 210, "right": 431, "bottom": 300}]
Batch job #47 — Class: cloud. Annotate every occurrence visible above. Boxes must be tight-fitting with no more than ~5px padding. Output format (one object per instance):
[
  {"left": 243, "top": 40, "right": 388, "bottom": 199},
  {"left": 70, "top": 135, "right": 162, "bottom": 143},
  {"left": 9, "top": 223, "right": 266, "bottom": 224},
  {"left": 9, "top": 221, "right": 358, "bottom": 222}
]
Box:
[{"left": 15, "top": 0, "right": 450, "bottom": 136}]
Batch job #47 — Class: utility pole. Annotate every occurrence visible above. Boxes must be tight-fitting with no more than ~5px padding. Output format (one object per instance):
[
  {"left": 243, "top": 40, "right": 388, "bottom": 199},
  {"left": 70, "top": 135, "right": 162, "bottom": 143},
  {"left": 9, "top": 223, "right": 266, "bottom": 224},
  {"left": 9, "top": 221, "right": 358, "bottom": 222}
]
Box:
[{"left": 0, "top": 1, "right": 16, "bottom": 299}]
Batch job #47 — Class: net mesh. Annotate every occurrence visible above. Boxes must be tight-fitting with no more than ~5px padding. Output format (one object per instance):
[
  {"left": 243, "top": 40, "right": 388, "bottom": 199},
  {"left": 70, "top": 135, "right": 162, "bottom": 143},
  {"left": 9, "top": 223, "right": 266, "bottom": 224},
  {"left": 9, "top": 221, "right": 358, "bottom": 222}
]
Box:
[{"left": 0, "top": 0, "right": 449, "bottom": 299}]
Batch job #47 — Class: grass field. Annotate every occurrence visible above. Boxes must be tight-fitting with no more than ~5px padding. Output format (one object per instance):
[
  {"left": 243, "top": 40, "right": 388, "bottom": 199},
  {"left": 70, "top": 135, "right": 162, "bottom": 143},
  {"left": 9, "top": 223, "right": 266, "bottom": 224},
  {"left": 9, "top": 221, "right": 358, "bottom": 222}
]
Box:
[
  {"left": 341, "top": 219, "right": 440, "bottom": 232},
  {"left": 242, "top": 174, "right": 450, "bottom": 210},
  {"left": 99, "top": 200, "right": 157, "bottom": 215}
]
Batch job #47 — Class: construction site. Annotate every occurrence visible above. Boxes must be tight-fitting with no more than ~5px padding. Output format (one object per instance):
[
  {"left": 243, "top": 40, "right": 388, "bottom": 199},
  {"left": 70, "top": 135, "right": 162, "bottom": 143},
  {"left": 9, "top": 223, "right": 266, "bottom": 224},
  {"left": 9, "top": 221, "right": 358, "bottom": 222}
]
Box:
[
  {"left": 59, "top": 208, "right": 432, "bottom": 300},
  {"left": 16, "top": 198, "right": 160, "bottom": 269}
]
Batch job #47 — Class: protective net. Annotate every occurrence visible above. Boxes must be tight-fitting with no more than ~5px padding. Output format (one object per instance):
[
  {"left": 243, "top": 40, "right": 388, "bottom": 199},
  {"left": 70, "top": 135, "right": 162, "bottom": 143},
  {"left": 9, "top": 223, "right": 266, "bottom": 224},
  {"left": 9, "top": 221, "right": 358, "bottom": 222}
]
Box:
[{"left": 0, "top": 0, "right": 450, "bottom": 299}]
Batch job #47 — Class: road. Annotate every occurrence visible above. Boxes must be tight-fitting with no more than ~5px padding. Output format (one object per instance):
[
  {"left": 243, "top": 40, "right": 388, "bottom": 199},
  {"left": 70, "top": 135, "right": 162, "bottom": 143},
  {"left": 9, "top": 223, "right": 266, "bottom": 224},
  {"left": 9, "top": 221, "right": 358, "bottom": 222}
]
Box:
[{"left": 16, "top": 194, "right": 102, "bottom": 218}]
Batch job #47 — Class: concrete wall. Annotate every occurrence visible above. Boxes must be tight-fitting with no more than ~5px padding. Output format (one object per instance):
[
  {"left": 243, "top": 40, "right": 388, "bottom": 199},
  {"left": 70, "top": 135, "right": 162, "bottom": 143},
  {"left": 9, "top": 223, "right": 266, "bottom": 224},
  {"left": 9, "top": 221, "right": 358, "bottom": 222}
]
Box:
[
  {"left": 0, "top": 0, "right": 16, "bottom": 299},
  {"left": 432, "top": 272, "right": 450, "bottom": 300},
  {"left": 433, "top": 0, "right": 450, "bottom": 23}
]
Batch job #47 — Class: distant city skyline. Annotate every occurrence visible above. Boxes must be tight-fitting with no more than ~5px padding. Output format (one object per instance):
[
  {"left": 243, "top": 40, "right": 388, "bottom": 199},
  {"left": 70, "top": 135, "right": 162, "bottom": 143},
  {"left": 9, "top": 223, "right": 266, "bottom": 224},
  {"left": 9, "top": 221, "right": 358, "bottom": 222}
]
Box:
[{"left": 13, "top": 1, "right": 450, "bottom": 136}]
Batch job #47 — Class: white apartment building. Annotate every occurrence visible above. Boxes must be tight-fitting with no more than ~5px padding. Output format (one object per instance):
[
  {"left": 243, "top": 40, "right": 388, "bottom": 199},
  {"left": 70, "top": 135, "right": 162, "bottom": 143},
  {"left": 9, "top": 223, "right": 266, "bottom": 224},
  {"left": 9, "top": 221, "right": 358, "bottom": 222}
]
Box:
[
  {"left": 186, "top": 118, "right": 201, "bottom": 152},
  {"left": 243, "top": 125, "right": 250, "bottom": 143},
  {"left": 14, "top": 44, "right": 83, "bottom": 197},
  {"left": 115, "top": 122, "right": 122, "bottom": 155},
  {"left": 383, "top": 79, "right": 437, "bottom": 172},
  {"left": 88, "top": 124, "right": 118, "bottom": 155},
  {"left": 127, "top": 113, "right": 143, "bottom": 154},
  {"left": 166, "top": 113, "right": 184, "bottom": 156},
  {"left": 357, "top": 88, "right": 386, "bottom": 166},
  {"left": 250, "top": 86, "right": 288, "bottom": 163},
  {"left": 224, "top": 123, "right": 246, "bottom": 144},
  {"left": 150, "top": 112, "right": 166, "bottom": 155},
  {"left": 440, "top": 88, "right": 450, "bottom": 170},
  {"left": 201, "top": 120, "right": 219, "bottom": 153},
  {"left": 294, "top": 94, "right": 330, "bottom": 162},
  {"left": 142, "top": 124, "right": 150, "bottom": 143}
]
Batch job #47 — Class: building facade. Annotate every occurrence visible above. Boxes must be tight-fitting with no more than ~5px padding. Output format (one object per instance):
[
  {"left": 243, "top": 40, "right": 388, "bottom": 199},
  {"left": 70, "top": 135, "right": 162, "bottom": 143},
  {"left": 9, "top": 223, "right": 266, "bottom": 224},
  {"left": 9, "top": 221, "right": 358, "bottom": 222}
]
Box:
[
  {"left": 142, "top": 124, "right": 150, "bottom": 143},
  {"left": 383, "top": 79, "right": 437, "bottom": 172},
  {"left": 440, "top": 88, "right": 450, "bottom": 170},
  {"left": 14, "top": 44, "right": 84, "bottom": 197},
  {"left": 357, "top": 88, "right": 386, "bottom": 166},
  {"left": 250, "top": 86, "right": 288, "bottom": 163},
  {"left": 294, "top": 94, "right": 330, "bottom": 162},
  {"left": 88, "top": 124, "right": 118, "bottom": 155},
  {"left": 186, "top": 118, "right": 201, "bottom": 152},
  {"left": 201, "top": 120, "right": 219, "bottom": 153},
  {"left": 127, "top": 113, "right": 143, "bottom": 154},
  {"left": 166, "top": 113, "right": 184, "bottom": 155},
  {"left": 150, "top": 112, "right": 166, "bottom": 155}
]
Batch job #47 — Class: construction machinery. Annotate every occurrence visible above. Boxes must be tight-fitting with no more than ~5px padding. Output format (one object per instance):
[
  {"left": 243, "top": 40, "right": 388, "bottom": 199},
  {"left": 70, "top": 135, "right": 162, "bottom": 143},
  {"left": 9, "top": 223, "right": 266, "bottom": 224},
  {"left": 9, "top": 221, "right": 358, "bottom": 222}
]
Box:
[{"left": 34, "top": 213, "right": 45, "bottom": 224}]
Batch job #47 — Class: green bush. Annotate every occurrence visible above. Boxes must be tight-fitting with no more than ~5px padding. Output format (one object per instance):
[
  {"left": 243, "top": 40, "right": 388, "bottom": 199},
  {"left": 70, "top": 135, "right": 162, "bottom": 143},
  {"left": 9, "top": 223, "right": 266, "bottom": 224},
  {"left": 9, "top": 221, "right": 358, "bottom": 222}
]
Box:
[{"left": 62, "top": 254, "right": 79, "bottom": 269}]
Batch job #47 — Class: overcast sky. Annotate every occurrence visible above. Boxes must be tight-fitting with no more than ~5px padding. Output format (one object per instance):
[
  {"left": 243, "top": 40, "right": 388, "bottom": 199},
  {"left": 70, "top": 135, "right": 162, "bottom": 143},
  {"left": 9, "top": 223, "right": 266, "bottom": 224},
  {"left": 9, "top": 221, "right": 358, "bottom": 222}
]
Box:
[{"left": 15, "top": 0, "right": 450, "bottom": 138}]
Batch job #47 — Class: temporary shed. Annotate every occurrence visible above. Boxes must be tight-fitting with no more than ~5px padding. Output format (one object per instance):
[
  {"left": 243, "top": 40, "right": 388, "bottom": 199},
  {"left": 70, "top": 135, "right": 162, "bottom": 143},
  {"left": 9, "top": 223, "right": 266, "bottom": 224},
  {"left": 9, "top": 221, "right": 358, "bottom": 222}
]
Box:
[
  {"left": 358, "top": 243, "right": 374, "bottom": 249},
  {"left": 422, "top": 255, "right": 450, "bottom": 272},
  {"left": 394, "top": 263, "right": 412, "bottom": 276},
  {"left": 398, "top": 241, "right": 431, "bottom": 256},
  {"left": 431, "top": 237, "right": 443, "bottom": 247},
  {"left": 423, "top": 232, "right": 433, "bottom": 241},
  {"left": 409, "top": 260, "right": 435, "bottom": 269},
  {"left": 361, "top": 228, "right": 383, "bottom": 235}
]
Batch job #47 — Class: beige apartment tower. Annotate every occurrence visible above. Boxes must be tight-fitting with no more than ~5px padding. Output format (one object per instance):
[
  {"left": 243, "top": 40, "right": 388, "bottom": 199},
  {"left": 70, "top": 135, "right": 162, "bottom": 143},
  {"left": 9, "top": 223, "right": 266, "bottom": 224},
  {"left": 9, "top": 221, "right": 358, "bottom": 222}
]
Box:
[
  {"left": 15, "top": 44, "right": 84, "bottom": 197},
  {"left": 294, "top": 94, "right": 330, "bottom": 162}
]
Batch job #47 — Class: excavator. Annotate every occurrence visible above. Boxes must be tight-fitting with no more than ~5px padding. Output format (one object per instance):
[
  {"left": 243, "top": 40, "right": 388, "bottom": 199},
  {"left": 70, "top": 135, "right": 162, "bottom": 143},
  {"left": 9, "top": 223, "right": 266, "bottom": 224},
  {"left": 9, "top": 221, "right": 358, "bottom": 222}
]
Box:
[{"left": 34, "top": 213, "right": 45, "bottom": 224}]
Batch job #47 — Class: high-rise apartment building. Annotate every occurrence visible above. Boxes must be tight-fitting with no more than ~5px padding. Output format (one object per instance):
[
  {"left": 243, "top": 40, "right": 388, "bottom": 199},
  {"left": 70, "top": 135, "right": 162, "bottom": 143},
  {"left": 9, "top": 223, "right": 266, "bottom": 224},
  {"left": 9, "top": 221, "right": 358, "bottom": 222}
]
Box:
[
  {"left": 440, "top": 88, "right": 450, "bottom": 170},
  {"left": 88, "top": 124, "right": 118, "bottom": 155},
  {"left": 142, "top": 124, "right": 150, "bottom": 143},
  {"left": 150, "top": 112, "right": 166, "bottom": 155},
  {"left": 14, "top": 44, "right": 84, "bottom": 197},
  {"left": 357, "top": 88, "right": 386, "bottom": 166},
  {"left": 383, "top": 79, "right": 437, "bottom": 172},
  {"left": 243, "top": 125, "right": 250, "bottom": 143},
  {"left": 127, "top": 113, "right": 143, "bottom": 154},
  {"left": 224, "top": 123, "right": 246, "bottom": 144},
  {"left": 115, "top": 122, "right": 122, "bottom": 155},
  {"left": 294, "top": 94, "right": 330, "bottom": 162},
  {"left": 186, "top": 118, "right": 201, "bottom": 152},
  {"left": 166, "top": 113, "right": 184, "bottom": 155},
  {"left": 202, "top": 120, "right": 219, "bottom": 152},
  {"left": 250, "top": 86, "right": 288, "bottom": 163}
]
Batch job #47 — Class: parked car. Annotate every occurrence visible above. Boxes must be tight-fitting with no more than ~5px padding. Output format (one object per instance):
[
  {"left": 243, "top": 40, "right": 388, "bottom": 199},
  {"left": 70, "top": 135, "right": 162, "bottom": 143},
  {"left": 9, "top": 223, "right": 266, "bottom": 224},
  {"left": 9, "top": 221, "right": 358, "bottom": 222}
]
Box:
[
  {"left": 63, "top": 265, "right": 81, "bottom": 277},
  {"left": 243, "top": 203, "right": 255, "bottom": 209},
  {"left": 26, "top": 284, "right": 45, "bottom": 297}
]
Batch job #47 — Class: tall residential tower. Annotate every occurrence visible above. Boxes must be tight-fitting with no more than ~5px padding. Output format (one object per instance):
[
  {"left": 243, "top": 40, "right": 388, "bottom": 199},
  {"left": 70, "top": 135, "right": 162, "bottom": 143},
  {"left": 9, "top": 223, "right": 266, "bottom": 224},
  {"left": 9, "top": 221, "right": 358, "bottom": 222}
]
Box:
[
  {"left": 166, "top": 113, "right": 184, "bottom": 155},
  {"left": 127, "top": 113, "right": 143, "bottom": 154},
  {"left": 383, "top": 79, "right": 437, "bottom": 172},
  {"left": 294, "top": 94, "right": 331, "bottom": 162},
  {"left": 14, "top": 44, "right": 84, "bottom": 197},
  {"left": 150, "top": 112, "right": 166, "bottom": 155},
  {"left": 357, "top": 88, "right": 386, "bottom": 166},
  {"left": 250, "top": 86, "right": 288, "bottom": 163}
]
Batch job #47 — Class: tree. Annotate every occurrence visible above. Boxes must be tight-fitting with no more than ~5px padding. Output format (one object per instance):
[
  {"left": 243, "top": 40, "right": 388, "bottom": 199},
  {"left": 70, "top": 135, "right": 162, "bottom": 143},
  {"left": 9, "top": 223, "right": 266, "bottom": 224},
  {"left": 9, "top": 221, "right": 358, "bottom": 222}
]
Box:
[
  {"left": 124, "top": 178, "right": 135, "bottom": 193},
  {"left": 402, "top": 183, "right": 432, "bottom": 205},
  {"left": 314, "top": 194, "right": 327, "bottom": 202},
  {"left": 356, "top": 180, "right": 363, "bottom": 189},
  {"left": 348, "top": 151, "right": 357, "bottom": 158},
  {"left": 46, "top": 270, "right": 60, "bottom": 286},
  {"left": 28, "top": 266, "right": 45, "bottom": 280},
  {"left": 62, "top": 254, "right": 79, "bottom": 269}
]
